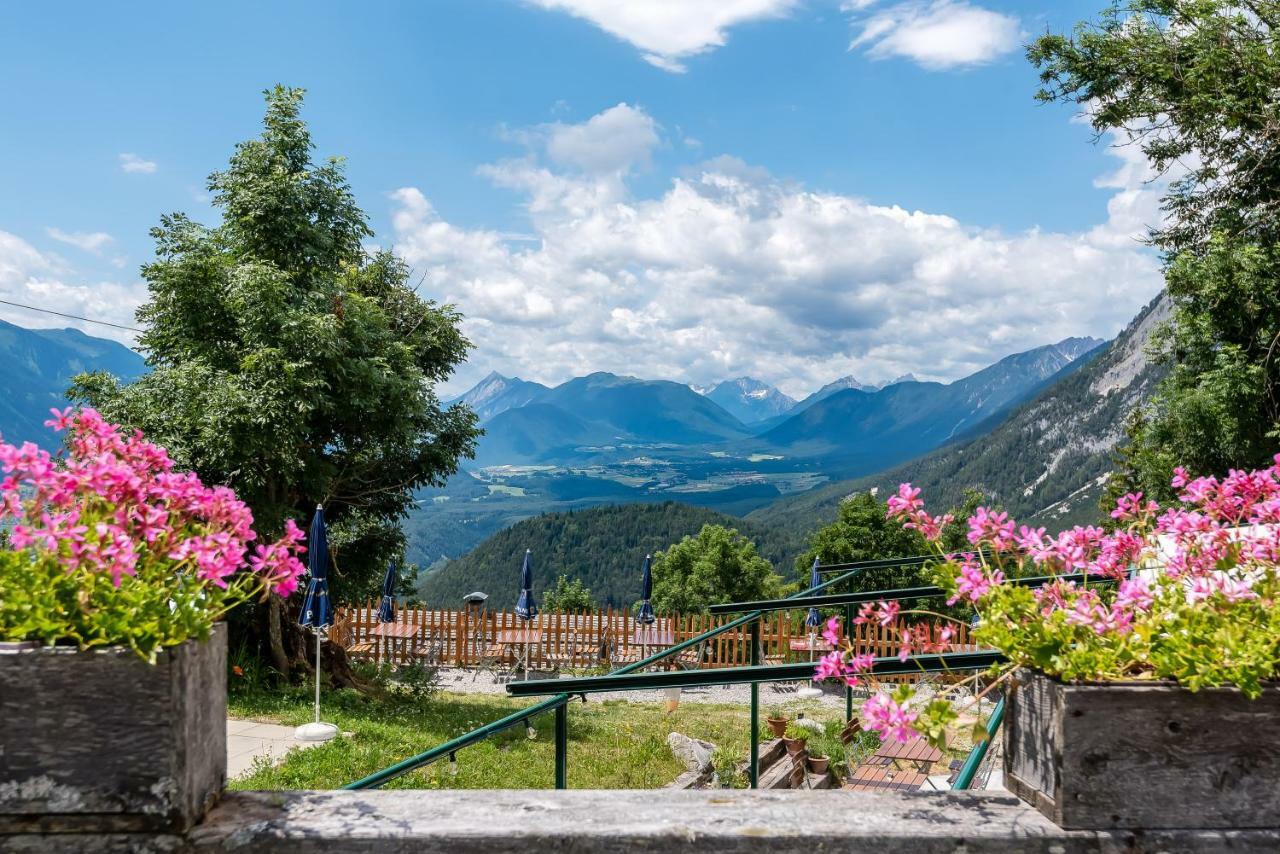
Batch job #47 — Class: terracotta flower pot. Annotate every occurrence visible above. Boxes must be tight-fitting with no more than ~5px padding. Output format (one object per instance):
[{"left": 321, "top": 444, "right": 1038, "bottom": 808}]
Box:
[
  {"left": 766, "top": 717, "right": 789, "bottom": 738},
  {"left": 782, "top": 736, "right": 807, "bottom": 756},
  {"left": 807, "top": 755, "right": 829, "bottom": 775}
]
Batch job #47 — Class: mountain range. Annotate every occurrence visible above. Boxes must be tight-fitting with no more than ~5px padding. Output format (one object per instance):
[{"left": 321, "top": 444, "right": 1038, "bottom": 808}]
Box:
[
  {"left": 748, "top": 297, "right": 1168, "bottom": 542},
  {"left": 0, "top": 320, "right": 146, "bottom": 446},
  {"left": 453, "top": 336, "right": 1103, "bottom": 472},
  {"left": 747, "top": 337, "right": 1103, "bottom": 476}
]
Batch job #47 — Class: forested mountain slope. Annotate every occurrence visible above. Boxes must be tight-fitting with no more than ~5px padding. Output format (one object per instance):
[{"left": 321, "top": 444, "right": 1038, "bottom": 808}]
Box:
[{"left": 418, "top": 501, "right": 791, "bottom": 608}]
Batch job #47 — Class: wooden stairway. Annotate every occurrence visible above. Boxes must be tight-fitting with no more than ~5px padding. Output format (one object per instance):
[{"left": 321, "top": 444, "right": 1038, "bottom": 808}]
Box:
[{"left": 753, "top": 738, "right": 833, "bottom": 790}]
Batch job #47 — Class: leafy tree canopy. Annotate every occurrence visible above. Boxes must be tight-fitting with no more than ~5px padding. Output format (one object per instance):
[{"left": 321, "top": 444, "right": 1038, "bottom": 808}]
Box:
[
  {"left": 72, "top": 86, "right": 480, "bottom": 601},
  {"left": 795, "top": 490, "right": 981, "bottom": 594},
  {"left": 651, "top": 524, "right": 786, "bottom": 615},
  {"left": 542, "top": 574, "right": 594, "bottom": 612},
  {"left": 1031, "top": 2, "right": 1280, "bottom": 496}
]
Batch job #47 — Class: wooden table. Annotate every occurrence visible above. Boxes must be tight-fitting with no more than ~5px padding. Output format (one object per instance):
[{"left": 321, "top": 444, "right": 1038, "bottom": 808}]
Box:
[
  {"left": 368, "top": 621, "right": 419, "bottom": 663},
  {"left": 843, "top": 764, "right": 929, "bottom": 792},
  {"left": 788, "top": 637, "right": 834, "bottom": 653},
  {"left": 497, "top": 628, "right": 543, "bottom": 680},
  {"left": 632, "top": 627, "right": 674, "bottom": 670},
  {"left": 872, "top": 736, "right": 944, "bottom": 772}
]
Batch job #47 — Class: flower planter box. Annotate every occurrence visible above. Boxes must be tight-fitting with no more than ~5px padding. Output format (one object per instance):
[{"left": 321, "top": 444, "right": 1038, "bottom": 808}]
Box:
[
  {"left": 1004, "top": 668, "right": 1280, "bottom": 830},
  {"left": 0, "top": 624, "right": 226, "bottom": 833}
]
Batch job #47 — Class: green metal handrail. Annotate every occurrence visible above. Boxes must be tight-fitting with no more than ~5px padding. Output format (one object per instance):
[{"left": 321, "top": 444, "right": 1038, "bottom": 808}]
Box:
[
  {"left": 505, "top": 650, "right": 1008, "bottom": 696},
  {"left": 952, "top": 696, "right": 1005, "bottom": 790},
  {"left": 342, "top": 554, "right": 909, "bottom": 790},
  {"left": 708, "top": 571, "right": 1106, "bottom": 615}
]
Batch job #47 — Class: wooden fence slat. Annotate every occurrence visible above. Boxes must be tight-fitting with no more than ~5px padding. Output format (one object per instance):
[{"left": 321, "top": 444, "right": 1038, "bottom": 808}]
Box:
[{"left": 333, "top": 603, "right": 973, "bottom": 672}]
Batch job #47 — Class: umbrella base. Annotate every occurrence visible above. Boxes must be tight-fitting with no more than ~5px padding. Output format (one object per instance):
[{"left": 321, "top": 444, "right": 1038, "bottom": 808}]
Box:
[{"left": 294, "top": 721, "right": 339, "bottom": 742}]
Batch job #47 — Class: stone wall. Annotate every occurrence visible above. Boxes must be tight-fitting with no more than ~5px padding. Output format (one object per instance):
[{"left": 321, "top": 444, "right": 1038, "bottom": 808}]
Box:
[{"left": 4, "top": 789, "right": 1279, "bottom": 853}]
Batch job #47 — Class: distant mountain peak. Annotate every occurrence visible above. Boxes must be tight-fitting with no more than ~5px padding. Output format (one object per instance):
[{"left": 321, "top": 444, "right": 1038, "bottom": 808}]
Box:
[
  {"left": 451, "top": 372, "right": 549, "bottom": 424},
  {"left": 885, "top": 372, "right": 917, "bottom": 386},
  {"left": 704, "top": 377, "right": 796, "bottom": 424}
]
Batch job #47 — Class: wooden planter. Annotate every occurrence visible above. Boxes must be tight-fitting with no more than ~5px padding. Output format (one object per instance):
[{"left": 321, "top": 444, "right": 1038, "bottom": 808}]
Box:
[
  {"left": 0, "top": 624, "right": 227, "bottom": 833},
  {"left": 1004, "top": 668, "right": 1280, "bottom": 830}
]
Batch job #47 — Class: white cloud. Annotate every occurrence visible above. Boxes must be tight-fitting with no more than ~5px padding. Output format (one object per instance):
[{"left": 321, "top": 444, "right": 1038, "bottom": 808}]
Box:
[
  {"left": 118, "top": 153, "right": 157, "bottom": 174},
  {"left": 543, "top": 103, "right": 660, "bottom": 174},
  {"left": 0, "top": 230, "right": 143, "bottom": 345},
  {"left": 392, "top": 104, "right": 1168, "bottom": 399},
  {"left": 526, "top": 0, "right": 798, "bottom": 72},
  {"left": 45, "top": 227, "right": 114, "bottom": 254},
  {"left": 849, "top": 1, "right": 1021, "bottom": 70}
]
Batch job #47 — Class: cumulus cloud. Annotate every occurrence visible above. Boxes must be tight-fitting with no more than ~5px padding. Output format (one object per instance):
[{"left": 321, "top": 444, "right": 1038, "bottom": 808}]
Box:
[
  {"left": 118, "top": 153, "right": 157, "bottom": 174},
  {"left": 46, "top": 227, "right": 114, "bottom": 254},
  {"left": 526, "top": 0, "right": 798, "bottom": 72},
  {"left": 392, "top": 104, "right": 1168, "bottom": 399},
  {"left": 0, "top": 230, "right": 143, "bottom": 344},
  {"left": 848, "top": 1, "right": 1021, "bottom": 70}
]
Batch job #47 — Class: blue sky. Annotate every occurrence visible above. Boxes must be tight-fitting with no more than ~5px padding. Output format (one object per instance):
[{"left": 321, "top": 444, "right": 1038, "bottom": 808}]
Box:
[{"left": 1, "top": 1, "right": 1165, "bottom": 397}]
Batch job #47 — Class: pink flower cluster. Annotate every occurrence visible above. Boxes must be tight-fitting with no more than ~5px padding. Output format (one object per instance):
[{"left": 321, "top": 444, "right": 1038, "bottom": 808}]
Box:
[
  {"left": 862, "top": 693, "right": 919, "bottom": 743},
  {"left": 948, "top": 554, "right": 1004, "bottom": 605},
  {"left": 0, "top": 408, "right": 306, "bottom": 596},
  {"left": 886, "top": 483, "right": 953, "bottom": 540},
  {"left": 823, "top": 457, "right": 1280, "bottom": 745}
]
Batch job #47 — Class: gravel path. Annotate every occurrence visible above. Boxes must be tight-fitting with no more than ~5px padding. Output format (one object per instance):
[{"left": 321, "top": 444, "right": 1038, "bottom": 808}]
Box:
[{"left": 434, "top": 666, "right": 851, "bottom": 708}]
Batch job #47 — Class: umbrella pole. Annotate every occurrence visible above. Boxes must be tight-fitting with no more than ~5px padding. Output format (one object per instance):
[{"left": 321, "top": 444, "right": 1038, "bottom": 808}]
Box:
[{"left": 314, "top": 631, "right": 322, "bottom": 724}]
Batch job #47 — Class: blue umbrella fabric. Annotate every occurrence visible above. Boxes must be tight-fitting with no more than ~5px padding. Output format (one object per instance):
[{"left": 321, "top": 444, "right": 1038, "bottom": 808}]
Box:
[
  {"left": 299, "top": 505, "right": 331, "bottom": 630},
  {"left": 635, "top": 554, "right": 656, "bottom": 625},
  {"left": 515, "top": 549, "right": 538, "bottom": 620},
  {"left": 377, "top": 561, "right": 398, "bottom": 623},
  {"left": 805, "top": 557, "right": 821, "bottom": 629}
]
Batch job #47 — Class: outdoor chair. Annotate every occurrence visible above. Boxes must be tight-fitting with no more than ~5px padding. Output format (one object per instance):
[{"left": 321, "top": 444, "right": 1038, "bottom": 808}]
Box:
[
  {"left": 410, "top": 634, "right": 445, "bottom": 667},
  {"left": 473, "top": 642, "right": 512, "bottom": 682},
  {"left": 671, "top": 639, "right": 707, "bottom": 671},
  {"left": 839, "top": 719, "right": 863, "bottom": 746}
]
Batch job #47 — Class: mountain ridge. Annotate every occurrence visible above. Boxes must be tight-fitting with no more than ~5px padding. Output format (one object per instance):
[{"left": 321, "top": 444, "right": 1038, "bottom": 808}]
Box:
[
  {"left": 0, "top": 320, "right": 146, "bottom": 446},
  {"left": 746, "top": 306, "right": 1163, "bottom": 538}
]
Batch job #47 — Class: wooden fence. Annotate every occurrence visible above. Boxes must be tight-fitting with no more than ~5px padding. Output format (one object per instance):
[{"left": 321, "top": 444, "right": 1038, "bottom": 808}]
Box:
[{"left": 331, "top": 603, "right": 972, "bottom": 672}]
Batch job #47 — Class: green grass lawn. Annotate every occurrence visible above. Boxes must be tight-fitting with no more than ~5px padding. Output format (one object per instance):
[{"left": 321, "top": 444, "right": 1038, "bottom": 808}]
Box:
[{"left": 228, "top": 678, "right": 855, "bottom": 791}]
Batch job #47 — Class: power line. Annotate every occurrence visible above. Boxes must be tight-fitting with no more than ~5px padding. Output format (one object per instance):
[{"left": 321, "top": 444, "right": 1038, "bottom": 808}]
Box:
[{"left": 0, "top": 298, "right": 143, "bottom": 334}]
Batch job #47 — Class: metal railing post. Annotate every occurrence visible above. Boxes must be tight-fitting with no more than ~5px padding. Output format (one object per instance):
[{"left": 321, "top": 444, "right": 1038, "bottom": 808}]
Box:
[
  {"left": 554, "top": 703, "right": 568, "bottom": 790},
  {"left": 749, "top": 619, "right": 759, "bottom": 789},
  {"left": 845, "top": 603, "right": 854, "bottom": 723},
  {"left": 953, "top": 697, "right": 1005, "bottom": 790}
]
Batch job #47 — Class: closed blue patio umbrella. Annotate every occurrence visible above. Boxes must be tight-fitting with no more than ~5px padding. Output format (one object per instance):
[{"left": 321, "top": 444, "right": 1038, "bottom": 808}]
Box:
[
  {"left": 515, "top": 549, "right": 538, "bottom": 620},
  {"left": 296, "top": 505, "right": 337, "bottom": 741},
  {"left": 514, "top": 550, "right": 538, "bottom": 681},
  {"left": 378, "top": 562, "right": 398, "bottom": 624},
  {"left": 635, "top": 554, "right": 655, "bottom": 626},
  {"left": 805, "top": 557, "right": 822, "bottom": 629},
  {"left": 798, "top": 557, "right": 825, "bottom": 699}
]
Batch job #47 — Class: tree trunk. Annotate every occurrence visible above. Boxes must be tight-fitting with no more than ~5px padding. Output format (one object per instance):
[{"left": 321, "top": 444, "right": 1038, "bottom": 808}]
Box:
[{"left": 242, "top": 595, "right": 372, "bottom": 692}]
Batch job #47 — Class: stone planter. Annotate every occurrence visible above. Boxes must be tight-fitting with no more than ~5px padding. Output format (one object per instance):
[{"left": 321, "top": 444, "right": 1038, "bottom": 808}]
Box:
[
  {"left": 1004, "top": 668, "right": 1280, "bottom": 830},
  {"left": 0, "top": 623, "right": 227, "bottom": 833}
]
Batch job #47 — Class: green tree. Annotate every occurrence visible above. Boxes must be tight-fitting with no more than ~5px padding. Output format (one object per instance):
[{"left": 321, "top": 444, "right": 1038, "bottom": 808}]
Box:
[
  {"left": 795, "top": 490, "right": 981, "bottom": 594},
  {"left": 651, "top": 524, "right": 785, "bottom": 615},
  {"left": 72, "top": 87, "right": 479, "bottom": 675},
  {"left": 1030, "top": 2, "right": 1280, "bottom": 497},
  {"left": 542, "top": 574, "right": 594, "bottom": 612}
]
